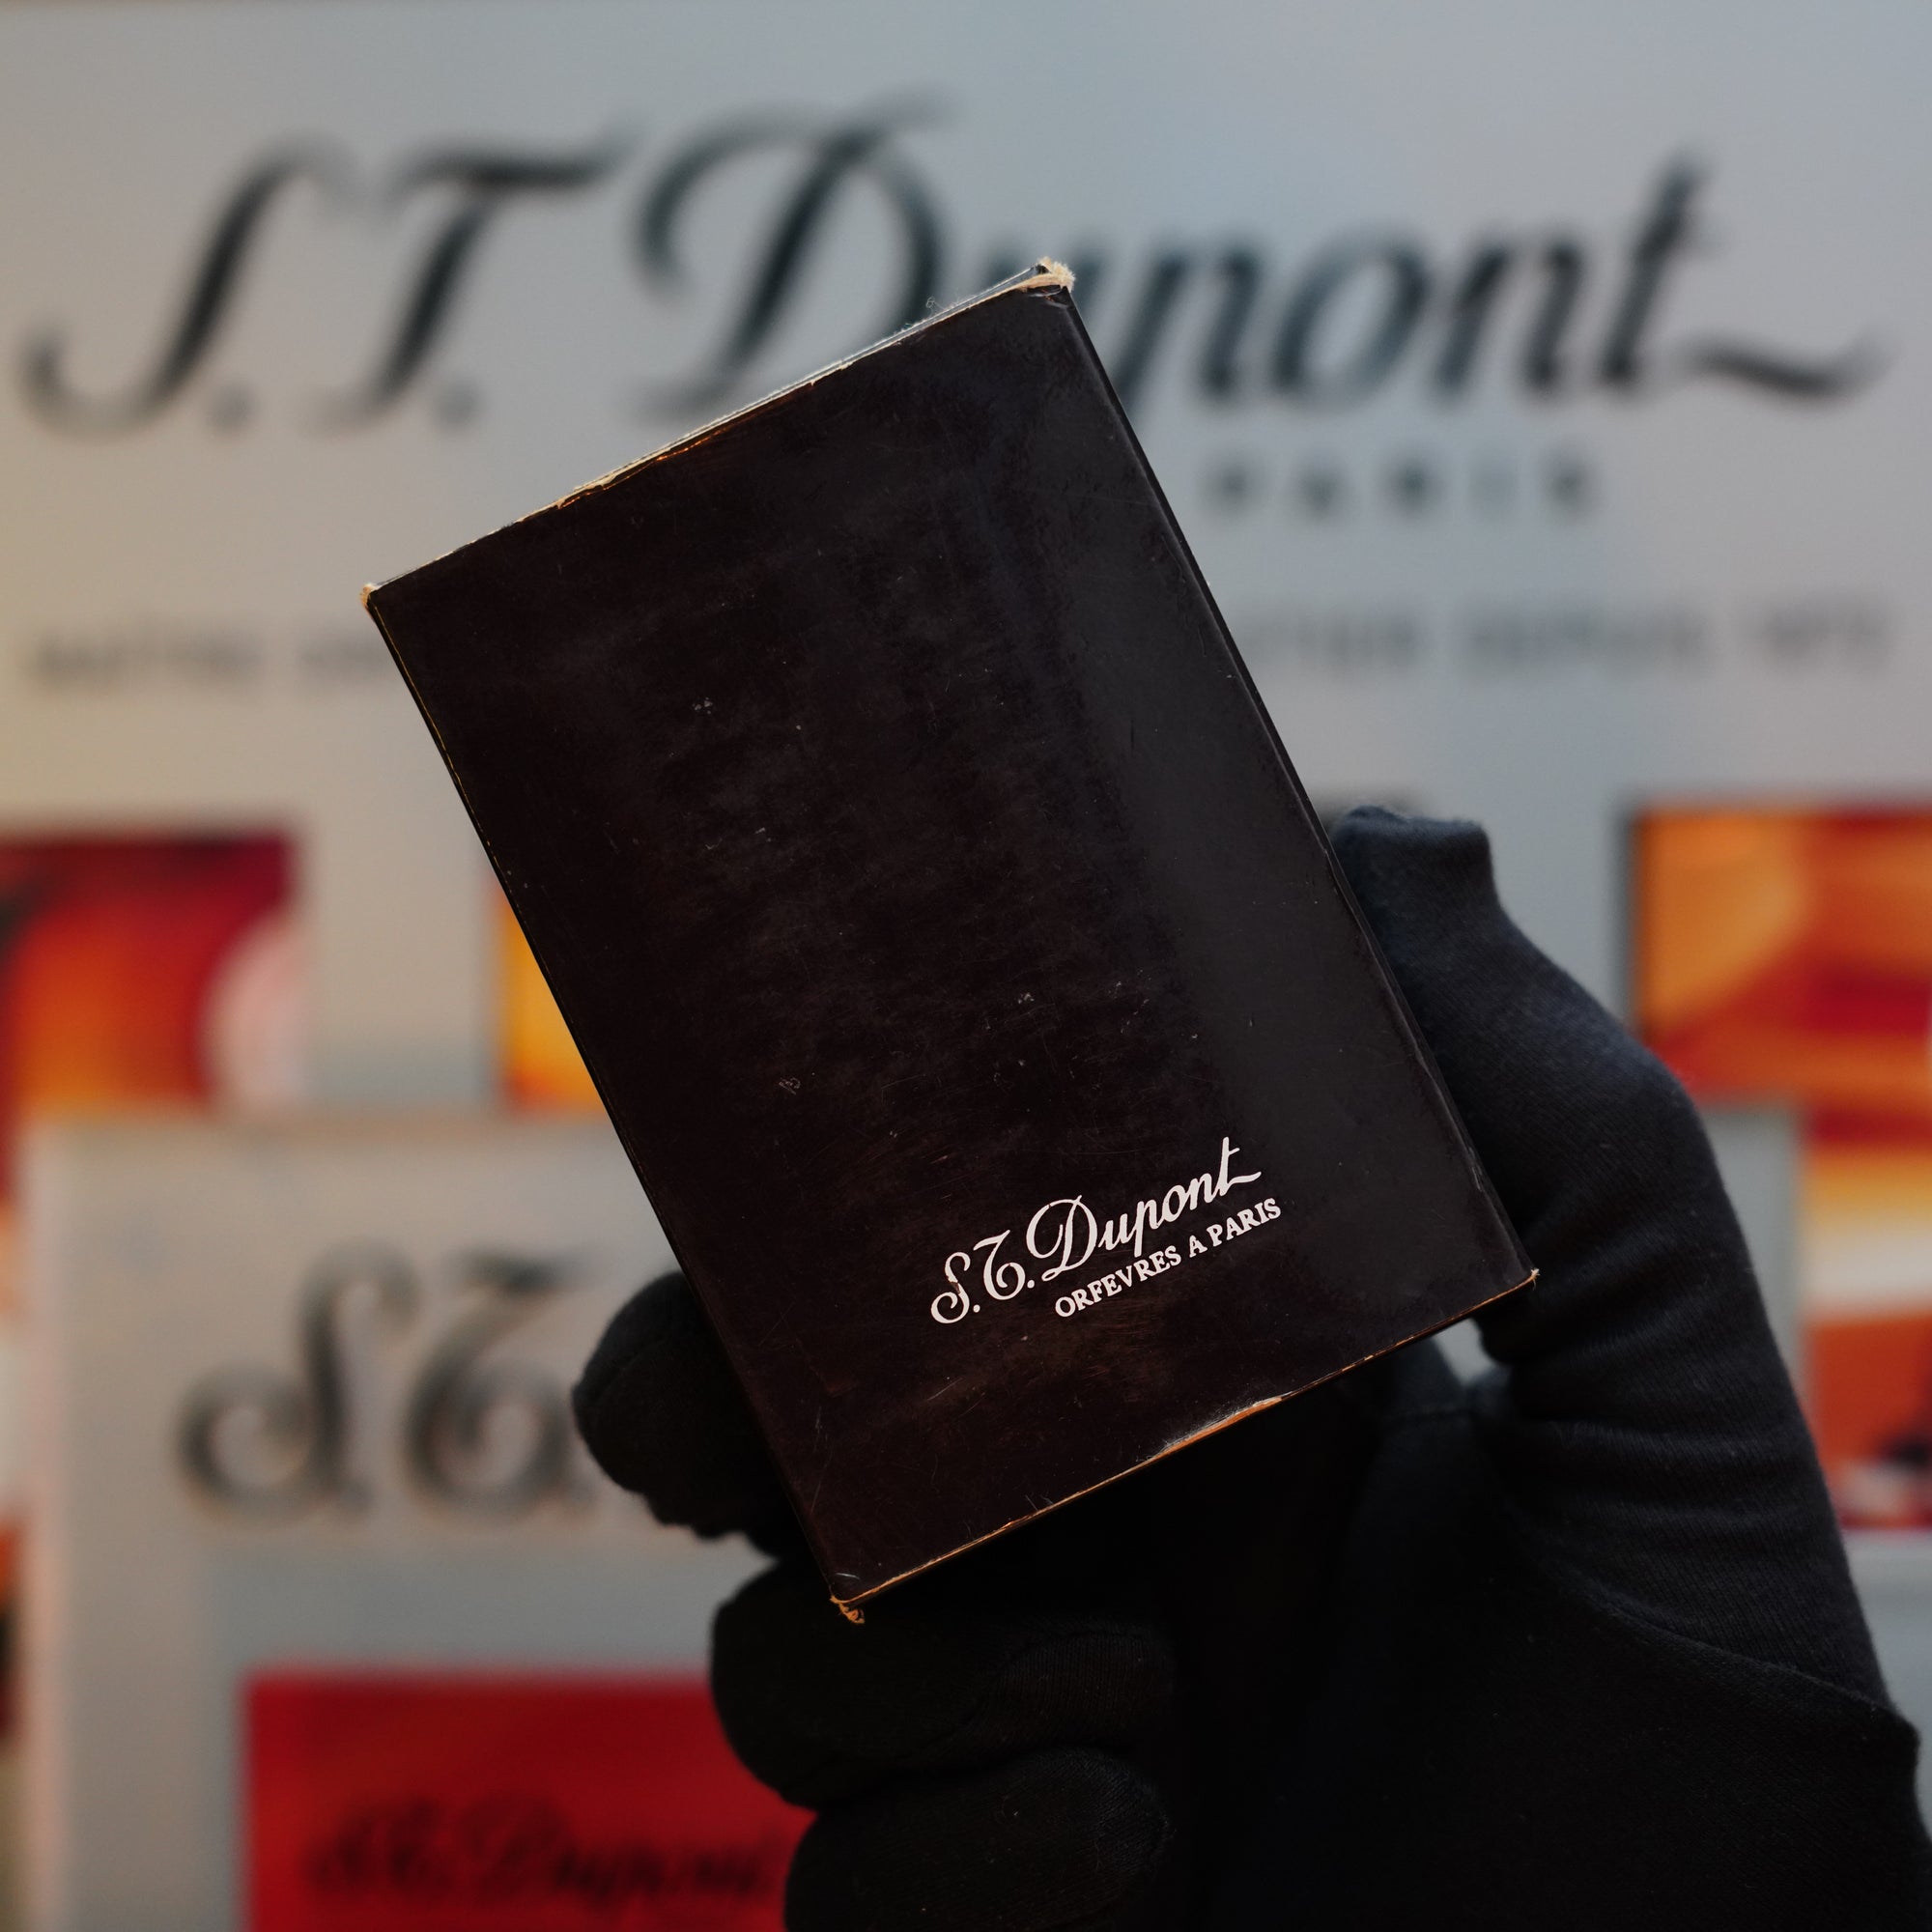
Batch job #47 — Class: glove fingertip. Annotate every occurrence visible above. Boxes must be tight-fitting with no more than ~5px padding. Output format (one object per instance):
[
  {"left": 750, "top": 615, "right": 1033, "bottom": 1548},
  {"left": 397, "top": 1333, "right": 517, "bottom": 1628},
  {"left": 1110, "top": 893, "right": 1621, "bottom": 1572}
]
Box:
[
  {"left": 574, "top": 1270, "right": 796, "bottom": 1548},
  {"left": 1330, "top": 807, "right": 1499, "bottom": 935}
]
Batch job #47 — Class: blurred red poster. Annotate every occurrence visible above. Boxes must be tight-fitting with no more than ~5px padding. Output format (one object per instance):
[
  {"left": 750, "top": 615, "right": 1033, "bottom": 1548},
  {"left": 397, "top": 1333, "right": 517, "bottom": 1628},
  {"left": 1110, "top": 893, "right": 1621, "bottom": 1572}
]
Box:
[
  {"left": 247, "top": 1674, "right": 807, "bottom": 1932},
  {"left": 0, "top": 834, "right": 298, "bottom": 1198}
]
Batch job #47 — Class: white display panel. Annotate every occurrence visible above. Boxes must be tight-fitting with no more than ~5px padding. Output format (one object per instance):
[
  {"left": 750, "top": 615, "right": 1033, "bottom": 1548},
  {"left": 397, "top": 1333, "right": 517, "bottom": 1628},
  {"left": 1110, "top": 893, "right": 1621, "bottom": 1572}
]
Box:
[{"left": 21, "top": 1117, "right": 756, "bottom": 1932}]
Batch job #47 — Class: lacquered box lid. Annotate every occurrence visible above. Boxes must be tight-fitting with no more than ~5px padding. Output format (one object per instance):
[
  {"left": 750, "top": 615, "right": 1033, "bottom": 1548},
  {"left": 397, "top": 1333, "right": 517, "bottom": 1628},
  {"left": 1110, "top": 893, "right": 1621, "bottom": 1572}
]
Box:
[{"left": 366, "top": 267, "right": 1531, "bottom": 1606}]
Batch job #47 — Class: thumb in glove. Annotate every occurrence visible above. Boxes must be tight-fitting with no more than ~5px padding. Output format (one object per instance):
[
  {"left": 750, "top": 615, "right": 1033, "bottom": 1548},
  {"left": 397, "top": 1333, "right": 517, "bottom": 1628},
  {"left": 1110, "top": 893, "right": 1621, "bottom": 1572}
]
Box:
[{"left": 1329, "top": 806, "right": 1884, "bottom": 1699}]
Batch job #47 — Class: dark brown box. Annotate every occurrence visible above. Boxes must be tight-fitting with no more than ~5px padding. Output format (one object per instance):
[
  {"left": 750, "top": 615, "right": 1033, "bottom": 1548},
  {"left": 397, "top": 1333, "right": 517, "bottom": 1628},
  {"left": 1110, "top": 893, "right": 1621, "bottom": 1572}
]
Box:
[{"left": 365, "top": 265, "right": 1531, "bottom": 1611}]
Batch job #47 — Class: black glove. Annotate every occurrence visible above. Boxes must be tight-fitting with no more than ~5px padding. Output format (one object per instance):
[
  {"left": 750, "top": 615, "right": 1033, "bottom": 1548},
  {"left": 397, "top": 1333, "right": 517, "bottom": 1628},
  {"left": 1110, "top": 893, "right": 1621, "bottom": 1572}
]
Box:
[{"left": 575, "top": 809, "right": 1932, "bottom": 1930}]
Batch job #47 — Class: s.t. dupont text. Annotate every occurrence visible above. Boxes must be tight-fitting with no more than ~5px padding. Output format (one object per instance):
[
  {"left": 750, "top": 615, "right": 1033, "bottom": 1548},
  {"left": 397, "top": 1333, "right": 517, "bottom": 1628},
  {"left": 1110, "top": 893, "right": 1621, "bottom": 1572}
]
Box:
[{"left": 928, "top": 1135, "right": 1276, "bottom": 1325}]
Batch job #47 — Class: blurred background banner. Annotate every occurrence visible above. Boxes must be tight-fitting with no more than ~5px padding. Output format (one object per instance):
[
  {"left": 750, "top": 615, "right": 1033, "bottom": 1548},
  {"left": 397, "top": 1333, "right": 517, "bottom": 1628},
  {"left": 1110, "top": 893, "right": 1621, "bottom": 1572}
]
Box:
[
  {"left": 4, "top": 0, "right": 1932, "bottom": 1920},
  {"left": 3, "top": 0, "right": 1925, "bottom": 1051}
]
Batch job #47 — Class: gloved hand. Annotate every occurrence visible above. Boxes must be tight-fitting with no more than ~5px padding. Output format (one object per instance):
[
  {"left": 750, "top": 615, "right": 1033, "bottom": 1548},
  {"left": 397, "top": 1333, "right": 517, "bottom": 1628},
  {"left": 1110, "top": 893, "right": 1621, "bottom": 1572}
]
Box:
[{"left": 574, "top": 809, "right": 1932, "bottom": 1930}]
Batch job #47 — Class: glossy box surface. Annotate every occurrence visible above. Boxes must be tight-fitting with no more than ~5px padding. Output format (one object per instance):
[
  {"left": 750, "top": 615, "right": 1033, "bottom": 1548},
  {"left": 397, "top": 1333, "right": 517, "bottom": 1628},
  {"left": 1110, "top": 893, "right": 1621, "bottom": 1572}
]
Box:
[{"left": 365, "top": 269, "right": 1531, "bottom": 1606}]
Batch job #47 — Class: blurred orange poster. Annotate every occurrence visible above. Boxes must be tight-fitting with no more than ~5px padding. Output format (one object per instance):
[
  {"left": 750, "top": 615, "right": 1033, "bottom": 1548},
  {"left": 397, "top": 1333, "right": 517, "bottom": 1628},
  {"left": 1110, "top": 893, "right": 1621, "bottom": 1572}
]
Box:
[
  {"left": 497, "top": 890, "right": 599, "bottom": 1112},
  {"left": 1801, "top": 1145, "right": 1932, "bottom": 1527},
  {"left": 1634, "top": 810, "right": 1932, "bottom": 1132},
  {"left": 1633, "top": 807, "right": 1932, "bottom": 1524},
  {"left": 248, "top": 1673, "right": 805, "bottom": 1932}
]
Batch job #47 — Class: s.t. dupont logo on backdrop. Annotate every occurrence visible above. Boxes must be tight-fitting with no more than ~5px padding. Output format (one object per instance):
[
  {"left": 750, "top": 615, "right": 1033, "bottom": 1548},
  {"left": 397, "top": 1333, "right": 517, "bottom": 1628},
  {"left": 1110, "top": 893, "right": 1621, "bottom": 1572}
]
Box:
[
  {"left": 15, "top": 102, "right": 1882, "bottom": 440},
  {"left": 177, "top": 1243, "right": 602, "bottom": 1523}
]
